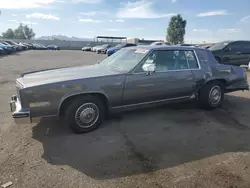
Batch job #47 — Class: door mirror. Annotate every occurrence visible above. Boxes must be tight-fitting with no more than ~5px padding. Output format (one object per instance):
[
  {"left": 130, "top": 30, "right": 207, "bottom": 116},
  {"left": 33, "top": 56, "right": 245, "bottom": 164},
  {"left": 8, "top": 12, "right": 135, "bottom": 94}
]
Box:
[
  {"left": 224, "top": 47, "right": 231, "bottom": 52},
  {"left": 142, "top": 63, "right": 156, "bottom": 73}
]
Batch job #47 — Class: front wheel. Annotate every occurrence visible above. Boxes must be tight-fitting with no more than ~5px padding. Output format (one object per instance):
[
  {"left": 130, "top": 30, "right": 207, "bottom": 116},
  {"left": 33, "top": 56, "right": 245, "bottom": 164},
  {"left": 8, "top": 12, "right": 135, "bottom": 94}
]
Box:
[
  {"left": 65, "top": 95, "right": 105, "bottom": 134},
  {"left": 198, "top": 81, "right": 224, "bottom": 109}
]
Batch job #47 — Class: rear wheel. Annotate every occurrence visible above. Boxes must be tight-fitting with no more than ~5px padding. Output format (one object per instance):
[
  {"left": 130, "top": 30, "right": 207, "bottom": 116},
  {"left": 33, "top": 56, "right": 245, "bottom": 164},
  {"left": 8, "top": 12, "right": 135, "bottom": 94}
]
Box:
[
  {"left": 198, "top": 81, "right": 224, "bottom": 109},
  {"left": 65, "top": 95, "right": 105, "bottom": 134}
]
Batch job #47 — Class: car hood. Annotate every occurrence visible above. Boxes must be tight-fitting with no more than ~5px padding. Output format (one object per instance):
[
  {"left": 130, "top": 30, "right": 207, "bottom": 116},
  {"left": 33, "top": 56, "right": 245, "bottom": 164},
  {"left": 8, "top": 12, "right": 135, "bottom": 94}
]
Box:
[{"left": 18, "top": 64, "right": 122, "bottom": 88}]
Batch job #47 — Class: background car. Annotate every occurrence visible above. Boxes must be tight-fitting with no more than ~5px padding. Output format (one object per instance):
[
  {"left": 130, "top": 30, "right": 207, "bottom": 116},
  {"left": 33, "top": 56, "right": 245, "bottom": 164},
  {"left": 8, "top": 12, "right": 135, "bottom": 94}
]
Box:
[
  {"left": 0, "top": 47, "right": 5, "bottom": 55},
  {"left": 82, "top": 45, "right": 92, "bottom": 51},
  {"left": 209, "top": 40, "right": 250, "bottom": 66},
  {"left": 106, "top": 43, "right": 137, "bottom": 56},
  {"left": 32, "top": 43, "right": 47, "bottom": 50},
  {"left": 47, "top": 45, "right": 60, "bottom": 50},
  {"left": 91, "top": 45, "right": 101, "bottom": 52},
  {"left": 150, "top": 41, "right": 170, "bottom": 46},
  {"left": 96, "top": 44, "right": 112, "bottom": 54},
  {"left": 1, "top": 42, "right": 16, "bottom": 52},
  {"left": 4, "top": 41, "right": 24, "bottom": 51},
  {"left": 0, "top": 42, "right": 14, "bottom": 54}
]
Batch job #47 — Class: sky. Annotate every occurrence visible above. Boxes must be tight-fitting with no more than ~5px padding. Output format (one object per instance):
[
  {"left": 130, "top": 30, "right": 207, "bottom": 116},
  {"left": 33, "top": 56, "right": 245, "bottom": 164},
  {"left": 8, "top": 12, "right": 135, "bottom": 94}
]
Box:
[{"left": 0, "top": 0, "right": 249, "bottom": 43}]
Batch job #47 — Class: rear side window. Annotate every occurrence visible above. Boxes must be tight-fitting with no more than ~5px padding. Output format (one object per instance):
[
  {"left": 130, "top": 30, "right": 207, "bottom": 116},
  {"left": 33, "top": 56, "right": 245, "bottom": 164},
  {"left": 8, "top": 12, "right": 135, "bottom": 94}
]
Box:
[
  {"left": 185, "top": 51, "right": 199, "bottom": 69},
  {"left": 228, "top": 42, "right": 243, "bottom": 51},
  {"left": 242, "top": 41, "right": 250, "bottom": 52}
]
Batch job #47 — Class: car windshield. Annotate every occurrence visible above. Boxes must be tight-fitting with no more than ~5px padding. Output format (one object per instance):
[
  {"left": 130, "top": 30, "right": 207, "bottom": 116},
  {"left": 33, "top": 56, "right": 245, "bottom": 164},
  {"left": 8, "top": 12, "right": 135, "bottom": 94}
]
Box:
[
  {"left": 99, "top": 48, "right": 149, "bottom": 72},
  {"left": 209, "top": 42, "right": 230, "bottom": 51}
]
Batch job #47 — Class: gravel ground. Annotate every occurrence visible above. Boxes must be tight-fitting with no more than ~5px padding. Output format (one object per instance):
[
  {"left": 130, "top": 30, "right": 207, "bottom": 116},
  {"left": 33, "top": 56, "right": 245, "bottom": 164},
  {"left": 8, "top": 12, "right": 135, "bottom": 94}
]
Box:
[{"left": 1, "top": 50, "right": 250, "bottom": 188}]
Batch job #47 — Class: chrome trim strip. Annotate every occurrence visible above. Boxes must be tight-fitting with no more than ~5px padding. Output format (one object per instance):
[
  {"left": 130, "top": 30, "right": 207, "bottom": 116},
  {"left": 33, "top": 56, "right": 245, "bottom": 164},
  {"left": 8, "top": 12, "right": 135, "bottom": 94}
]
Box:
[{"left": 112, "top": 95, "right": 192, "bottom": 109}]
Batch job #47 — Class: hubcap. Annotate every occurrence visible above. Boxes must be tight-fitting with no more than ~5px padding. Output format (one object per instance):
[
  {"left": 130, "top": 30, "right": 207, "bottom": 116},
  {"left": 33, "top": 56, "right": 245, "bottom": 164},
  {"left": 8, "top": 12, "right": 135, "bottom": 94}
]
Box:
[
  {"left": 209, "top": 86, "right": 222, "bottom": 105},
  {"left": 75, "top": 103, "right": 99, "bottom": 128}
]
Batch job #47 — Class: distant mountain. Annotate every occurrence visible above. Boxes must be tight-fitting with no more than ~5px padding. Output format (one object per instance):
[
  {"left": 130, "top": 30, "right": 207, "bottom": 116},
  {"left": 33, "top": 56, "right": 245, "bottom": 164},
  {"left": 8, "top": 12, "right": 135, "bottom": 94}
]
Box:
[{"left": 36, "top": 35, "right": 94, "bottom": 41}]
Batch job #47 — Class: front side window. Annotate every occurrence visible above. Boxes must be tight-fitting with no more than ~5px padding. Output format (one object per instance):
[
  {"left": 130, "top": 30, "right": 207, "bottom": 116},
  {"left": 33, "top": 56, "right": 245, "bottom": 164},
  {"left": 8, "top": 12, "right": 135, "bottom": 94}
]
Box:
[
  {"left": 135, "top": 50, "right": 199, "bottom": 72},
  {"left": 228, "top": 42, "right": 242, "bottom": 51}
]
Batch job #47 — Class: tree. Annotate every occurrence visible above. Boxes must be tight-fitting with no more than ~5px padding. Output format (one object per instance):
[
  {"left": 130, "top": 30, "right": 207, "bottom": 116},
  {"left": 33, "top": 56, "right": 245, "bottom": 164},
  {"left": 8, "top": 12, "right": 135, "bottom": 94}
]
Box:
[
  {"left": 23, "top": 25, "right": 35, "bottom": 39},
  {"left": 1, "top": 24, "right": 36, "bottom": 39},
  {"left": 166, "top": 14, "right": 187, "bottom": 44},
  {"left": 14, "top": 24, "right": 26, "bottom": 39},
  {"left": 2, "top": 29, "right": 15, "bottom": 39}
]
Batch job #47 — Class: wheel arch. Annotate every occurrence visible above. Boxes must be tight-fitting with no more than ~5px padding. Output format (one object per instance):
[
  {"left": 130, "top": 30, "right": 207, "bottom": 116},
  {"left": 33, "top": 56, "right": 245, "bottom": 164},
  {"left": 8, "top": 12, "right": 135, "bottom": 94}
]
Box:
[
  {"left": 58, "top": 92, "right": 110, "bottom": 118},
  {"left": 198, "top": 78, "right": 227, "bottom": 93}
]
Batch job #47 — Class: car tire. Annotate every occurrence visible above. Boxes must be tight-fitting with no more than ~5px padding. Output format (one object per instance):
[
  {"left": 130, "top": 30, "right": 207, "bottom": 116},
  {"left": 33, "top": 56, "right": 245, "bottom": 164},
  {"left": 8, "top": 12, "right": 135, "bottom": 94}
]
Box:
[
  {"left": 198, "top": 81, "right": 224, "bottom": 109},
  {"left": 65, "top": 95, "right": 105, "bottom": 134}
]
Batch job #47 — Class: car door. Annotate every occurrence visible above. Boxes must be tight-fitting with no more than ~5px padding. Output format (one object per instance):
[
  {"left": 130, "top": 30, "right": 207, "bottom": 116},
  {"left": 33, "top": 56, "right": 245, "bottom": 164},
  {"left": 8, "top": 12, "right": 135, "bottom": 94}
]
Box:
[
  {"left": 122, "top": 49, "right": 196, "bottom": 106},
  {"left": 223, "top": 42, "right": 246, "bottom": 66}
]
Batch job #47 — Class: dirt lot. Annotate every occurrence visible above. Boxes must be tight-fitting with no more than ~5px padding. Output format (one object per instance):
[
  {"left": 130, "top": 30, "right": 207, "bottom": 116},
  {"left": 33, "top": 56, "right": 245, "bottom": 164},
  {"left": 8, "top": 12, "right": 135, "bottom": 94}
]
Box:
[{"left": 1, "top": 50, "right": 250, "bottom": 188}]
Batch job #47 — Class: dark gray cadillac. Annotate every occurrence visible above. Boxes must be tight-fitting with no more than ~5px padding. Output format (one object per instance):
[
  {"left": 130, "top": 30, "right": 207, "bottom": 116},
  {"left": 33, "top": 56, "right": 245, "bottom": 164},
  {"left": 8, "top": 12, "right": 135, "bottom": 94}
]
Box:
[{"left": 10, "top": 46, "right": 249, "bottom": 133}]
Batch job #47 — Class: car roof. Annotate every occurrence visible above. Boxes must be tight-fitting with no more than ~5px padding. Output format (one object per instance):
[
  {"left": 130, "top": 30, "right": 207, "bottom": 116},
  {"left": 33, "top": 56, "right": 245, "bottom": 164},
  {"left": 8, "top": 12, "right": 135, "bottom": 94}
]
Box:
[{"left": 129, "top": 45, "right": 206, "bottom": 51}]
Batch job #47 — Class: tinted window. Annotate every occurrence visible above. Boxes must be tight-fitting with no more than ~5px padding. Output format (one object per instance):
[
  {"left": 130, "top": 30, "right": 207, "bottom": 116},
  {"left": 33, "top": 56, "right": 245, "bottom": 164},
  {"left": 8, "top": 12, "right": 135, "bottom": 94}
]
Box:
[
  {"left": 242, "top": 41, "right": 250, "bottom": 52},
  {"left": 228, "top": 42, "right": 243, "bottom": 51}
]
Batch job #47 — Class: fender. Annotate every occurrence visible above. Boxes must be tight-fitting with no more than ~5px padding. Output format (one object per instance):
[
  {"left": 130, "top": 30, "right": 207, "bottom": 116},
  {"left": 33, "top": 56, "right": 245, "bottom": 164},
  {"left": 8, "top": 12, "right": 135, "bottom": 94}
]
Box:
[{"left": 56, "top": 90, "right": 110, "bottom": 118}]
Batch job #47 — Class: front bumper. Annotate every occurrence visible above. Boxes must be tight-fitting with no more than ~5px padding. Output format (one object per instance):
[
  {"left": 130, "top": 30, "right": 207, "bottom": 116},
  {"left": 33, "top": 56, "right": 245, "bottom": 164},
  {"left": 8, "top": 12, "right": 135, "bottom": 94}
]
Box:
[{"left": 10, "top": 95, "right": 31, "bottom": 124}]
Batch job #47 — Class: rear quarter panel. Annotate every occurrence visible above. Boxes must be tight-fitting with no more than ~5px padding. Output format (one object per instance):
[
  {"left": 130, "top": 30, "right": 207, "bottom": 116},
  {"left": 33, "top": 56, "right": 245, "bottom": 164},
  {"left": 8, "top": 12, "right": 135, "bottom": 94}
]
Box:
[{"left": 193, "top": 49, "right": 246, "bottom": 89}]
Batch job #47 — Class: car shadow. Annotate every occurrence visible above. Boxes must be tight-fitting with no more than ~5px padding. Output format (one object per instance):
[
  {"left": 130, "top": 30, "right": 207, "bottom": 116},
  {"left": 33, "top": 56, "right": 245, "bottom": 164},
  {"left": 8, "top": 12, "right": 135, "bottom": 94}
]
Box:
[{"left": 32, "top": 94, "right": 250, "bottom": 180}]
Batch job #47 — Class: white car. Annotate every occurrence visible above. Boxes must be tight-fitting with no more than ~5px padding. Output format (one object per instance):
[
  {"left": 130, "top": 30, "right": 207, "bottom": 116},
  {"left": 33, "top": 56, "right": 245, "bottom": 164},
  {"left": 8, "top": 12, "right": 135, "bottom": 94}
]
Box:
[
  {"left": 92, "top": 45, "right": 101, "bottom": 52},
  {"left": 150, "top": 41, "right": 170, "bottom": 46}
]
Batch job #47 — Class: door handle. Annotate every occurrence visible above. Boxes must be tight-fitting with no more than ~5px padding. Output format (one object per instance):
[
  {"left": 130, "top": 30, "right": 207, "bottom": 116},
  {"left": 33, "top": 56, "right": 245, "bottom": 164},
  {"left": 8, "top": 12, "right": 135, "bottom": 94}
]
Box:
[{"left": 236, "top": 52, "right": 241, "bottom": 55}]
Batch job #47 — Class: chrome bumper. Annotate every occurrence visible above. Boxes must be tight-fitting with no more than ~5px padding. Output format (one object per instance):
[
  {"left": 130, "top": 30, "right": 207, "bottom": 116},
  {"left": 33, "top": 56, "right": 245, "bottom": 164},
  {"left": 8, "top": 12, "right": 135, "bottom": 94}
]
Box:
[{"left": 10, "top": 96, "right": 31, "bottom": 124}]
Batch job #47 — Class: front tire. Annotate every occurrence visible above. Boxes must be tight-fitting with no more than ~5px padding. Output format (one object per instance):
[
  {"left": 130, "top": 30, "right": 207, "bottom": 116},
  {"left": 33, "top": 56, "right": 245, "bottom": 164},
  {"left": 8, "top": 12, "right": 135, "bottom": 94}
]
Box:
[
  {"left": 65, "top": 95, "right": 105, "bottom": 134},
  {"left": 198, "top": 81, "right": 224, "bottom": 109}
]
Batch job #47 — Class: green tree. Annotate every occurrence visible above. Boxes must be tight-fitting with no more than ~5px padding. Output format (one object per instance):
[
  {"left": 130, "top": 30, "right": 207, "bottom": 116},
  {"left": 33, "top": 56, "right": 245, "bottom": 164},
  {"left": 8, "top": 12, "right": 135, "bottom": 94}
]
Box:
[
  {"left": 2, "top": 28, "right": 15, "bottom": 39},
  {"left": 23, "top": 25, "right": 35, "bottom": 39},
  {"left": 166, "top": 14, "right": 187, "bottom": 44},
  {"left": 14, "top": 24, "right": 26, "bottom": 39}
]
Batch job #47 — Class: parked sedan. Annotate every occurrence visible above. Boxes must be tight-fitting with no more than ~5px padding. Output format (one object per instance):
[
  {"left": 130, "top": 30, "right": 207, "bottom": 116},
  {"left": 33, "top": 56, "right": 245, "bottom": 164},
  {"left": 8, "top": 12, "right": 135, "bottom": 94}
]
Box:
[
  {"left": 2, "top": 42, "right": 17, "bottom": 52},
  {"left": 0, "top": 42, "right": 14, "bottom": 54},
  {"left": 33, "top": 44, "right": 48, "bottom": 50},
  {"left": 9, "top": 46, "right": 249, "bottom": 134},
  {"left": 0, "top": 47, "right": 4, "bottom": 55},
  {"left": 5, "top": 41, "right": 23, "bottom": 51},
  {"left": 96, "top": 44, "right": 112, "bottom": 54},
  {"left": 47, "top": 45, "right": 60, "bottom": 50},
  {"left": 82, "top": 45, "right": 92, "bottom": 51},
  {"left": 106, "top": 43, "right": 137, "bottom": 56},
  {"left": 209, "top": 40, "right": 250, "bottom": 66},
  {"left": 91, "top": 45, "right": 101, "bottom": 52},
  {"left": 150, "top": 41, "right": 170, "bottom": 46}
]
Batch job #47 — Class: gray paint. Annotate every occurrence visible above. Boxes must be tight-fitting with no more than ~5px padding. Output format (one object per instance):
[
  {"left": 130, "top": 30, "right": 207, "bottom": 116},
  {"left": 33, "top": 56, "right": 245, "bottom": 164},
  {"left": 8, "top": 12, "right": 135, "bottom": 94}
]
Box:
[{"left": 14, "top": 46, "right": 249, "bottom": 120}]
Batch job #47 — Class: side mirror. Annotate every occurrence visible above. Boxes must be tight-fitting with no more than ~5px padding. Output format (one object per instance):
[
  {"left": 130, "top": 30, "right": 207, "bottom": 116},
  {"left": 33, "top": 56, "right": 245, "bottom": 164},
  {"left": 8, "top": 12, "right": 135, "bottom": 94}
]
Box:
[{"left": 142, "top": 63, "right": 156, "bottom": 74}]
